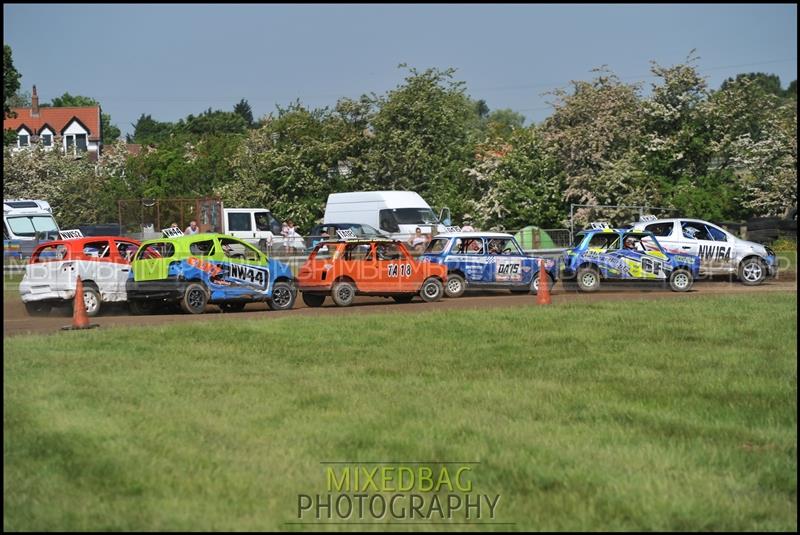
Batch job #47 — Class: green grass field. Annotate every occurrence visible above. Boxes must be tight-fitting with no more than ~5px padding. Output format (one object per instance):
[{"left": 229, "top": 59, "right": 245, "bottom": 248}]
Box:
[{"left": 4, "top": 294, "right": 797, "bottom": 531}]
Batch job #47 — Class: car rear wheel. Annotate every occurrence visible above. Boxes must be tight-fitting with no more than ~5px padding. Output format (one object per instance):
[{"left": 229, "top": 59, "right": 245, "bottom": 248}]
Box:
[
  {"left": 420, "top": 277, "right": 444, "bottom": 302},
  {"left": 444, "top": 274, "right": 466, "bottom": 298},
  {"left": 738, "top": 257, "right": 766, "bottom": 286},
  {"left": 577, "top": 266, "right": 600, "bottom": 292},
  {"left": 81, "top": 285, "right": 102, "bottom": 317},
  {"left": 180, "top": 282, "right": 208, "bottom": 314},
  {"left": 24, "top": 301, "right": 52, "bottom": 317},
  {"left": 393, "top": 295, "right": 414, "bottom": 304},
  {"left": 219, "top": 302, "right": 246, "bottom": 313},
  {"left": 302, "top": 293, "right": 326, "bottom": 308},
  {"left": 669, "top": 269, "right": 693, "bottom": 292},
  {"left": 331, "top": 280, "right": 356, "bottom": 307},
  {"left": 268, "top": 281, "right": 297, "bottom": 311}
]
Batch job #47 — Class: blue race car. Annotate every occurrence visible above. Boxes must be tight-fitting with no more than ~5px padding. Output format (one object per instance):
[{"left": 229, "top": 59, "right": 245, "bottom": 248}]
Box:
[
  {"left": 422, "top": 232, "right": 558, "bottom": 297},
  {"left": 561, "top": 225, "right": 700, "bottom": 292},
  {"left": 127, "top": 233, "right": 297, "bottom": 314}
]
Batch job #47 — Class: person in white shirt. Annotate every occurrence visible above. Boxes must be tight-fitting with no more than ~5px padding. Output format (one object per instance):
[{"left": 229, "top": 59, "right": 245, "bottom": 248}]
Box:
[{"left": 185, "top": 220, "right": 200, "bottom": 235}]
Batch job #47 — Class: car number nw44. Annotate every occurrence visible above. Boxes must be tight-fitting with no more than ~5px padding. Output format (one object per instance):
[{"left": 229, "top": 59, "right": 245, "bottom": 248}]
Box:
[{"left": 227, "top": 263, "right": 269, "bottom": 289}]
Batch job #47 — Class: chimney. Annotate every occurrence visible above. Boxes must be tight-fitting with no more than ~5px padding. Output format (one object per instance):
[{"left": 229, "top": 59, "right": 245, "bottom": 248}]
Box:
[{"left": 31, "top": 85, "right": 39, "bottom": 117}]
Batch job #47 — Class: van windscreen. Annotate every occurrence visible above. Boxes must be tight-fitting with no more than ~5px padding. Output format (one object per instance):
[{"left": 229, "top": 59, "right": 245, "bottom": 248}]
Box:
[{"left": 390, "top": 208, "right": 439, "bottom": 225}]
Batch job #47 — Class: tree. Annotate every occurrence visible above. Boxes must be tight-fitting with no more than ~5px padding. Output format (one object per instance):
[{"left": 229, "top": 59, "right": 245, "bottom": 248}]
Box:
[
  {"left": 176, "top": 108, "right": 247, "bottom": 136},
  {"left": 49, "top": 92, "right": 122, "bottom": 144},
  {"left": 233, "top": 98, "right": 254, "bottom": 127},
  {"left": 4, "top": 44, "right": 21, "bottom": 118},
  {"left": 485, "top": 109, "right": 525, "bottom": 139},
  {"left": 129, "top": 113, "right": 174, "bottom": 144}
]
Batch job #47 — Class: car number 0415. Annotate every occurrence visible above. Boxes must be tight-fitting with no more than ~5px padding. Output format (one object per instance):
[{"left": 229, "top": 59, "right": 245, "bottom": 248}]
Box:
[{"left": 387, "top": 264, "right": 412, "bottom": 277}]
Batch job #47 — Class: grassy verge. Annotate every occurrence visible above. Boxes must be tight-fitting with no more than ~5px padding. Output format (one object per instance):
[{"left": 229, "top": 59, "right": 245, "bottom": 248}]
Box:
[{"left": 4, "top": 294, "right": 797, "bottom": 530}]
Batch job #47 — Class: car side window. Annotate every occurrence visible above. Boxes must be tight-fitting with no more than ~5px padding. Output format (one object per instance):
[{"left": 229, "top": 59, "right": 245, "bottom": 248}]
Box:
[
  {"left": 116, "top": 241, "right": 139, "bottom": 261},
  {"left": 83, "top": 240, "right": 111, "bottom": 258},
  {"left": 375, "top": 243, "right": 403, "bottom": 261},
  {"left": 425, "top": 238, "right": 449, "bottom": 254},
  {"left": 587, "top": 233, "right": 620, "bottom": 251},
  {"left": 344, "top": 243, "right": 372, "bottom": 261},
  {"left": 681, "top": 222, "right": 712, "bottom": 241},
  {"left": 190, "top": 239, "right": 216, "bottom": 256},
  {"left": 705, "top": 225, "right": 728, "bottom": 242},
  {"left": 218, "top": 237, "right": 261, "bottom": 261},
  {"left": 645, "top": 222, "right": 674, "bottom": 237}
]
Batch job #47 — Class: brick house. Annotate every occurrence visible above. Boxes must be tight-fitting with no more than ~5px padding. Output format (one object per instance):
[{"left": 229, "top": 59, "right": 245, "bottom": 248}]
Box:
[{"left": 4, "top": 86, "right": 102, "bottom": 160}]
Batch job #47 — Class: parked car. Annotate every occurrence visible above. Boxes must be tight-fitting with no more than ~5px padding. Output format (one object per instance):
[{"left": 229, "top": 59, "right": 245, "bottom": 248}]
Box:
[
  {"left": 127, "top": 233, "right": 296, "bottom": 314},
  {"left": 297, "top": 238, "right": 447, "bottom": 307},
  {"left": 305, "top": 223, "right": 385, "bottom": 249},
  {"left": 561, "top": 226, "right": 700, "bottom": 292},
  {"left": 19, "top": 236, "right": 141, "bottom": 317},
  {"left": 421, "top": 232, "right": 558, "bottom": 297},
  {"left": 630, "top": 217, "right": 777, "bottom": 285}
]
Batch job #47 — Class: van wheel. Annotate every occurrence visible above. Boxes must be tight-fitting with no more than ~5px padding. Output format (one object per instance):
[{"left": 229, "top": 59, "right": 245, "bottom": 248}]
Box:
[
  {"left": 444, "top": 274, "right": 466, "bottom": 298},
  {"left": 81, "top": 284, "right": 102, "bottom": 317},
  {"left": 420, "top": 277, "right": 444, "bottom": 302},
  {"left": 331, "top": 280, "right": 356, "bottom": 307},
  {"left": 24, "top": 302, "right": 52, "bottom": 317},
  {"left": 669, "top": 269, "right": 693, "bottom": 292},
  {"left": 738, "top": 257, "right": 766, "bottom": 286},
  {"left": 180, "top": 283, "right": 208, "bottom": 314},
  {"left": 302, "top": 293, "right": 326, "bottom": 308},
  {"left": 268, "top": 281, "right": 296, "bottom": 311},
  {"left": 577, "top": 266, "right": 600, "bottom": 292},
  {"left": 393, "top": 295, "right": 414, "bottom": 304}
]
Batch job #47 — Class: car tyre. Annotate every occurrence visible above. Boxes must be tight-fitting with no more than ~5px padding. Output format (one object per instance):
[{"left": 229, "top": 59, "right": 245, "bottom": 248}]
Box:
[
  {"left": 24, "top": 301, "right": 52, "bottom": 317},
  {"left": 669, "top": 269, "right": 693, "bottom": 292},
  {"left": 268, "top": 281, "right": 297, "bottom": 311},
  {"left": 81, "top": 284, "right": 102, "bottom": 317},
  {"left": 302, "top": 293, "right": 326, "bottom": 308},
  {"left": 444, "top": 273, "right": 466, "bottom": 298},
  {"left": 331, "top": 280, "right": 356, "bottom": 307},
  {"left": 420, "top": 277, "right": 444, "bottom": 302},
  {"left": 738, "top": 257, "right": 766, "bottom": 286},
  {"left": 393, "top": 295, "right": 414, "bottom": 304},
  {"left": 576, "top": 266, "right": 600, "bottom": 293},
  {"left": 180, "top": 282, "right": 208, "bottom": 314}
]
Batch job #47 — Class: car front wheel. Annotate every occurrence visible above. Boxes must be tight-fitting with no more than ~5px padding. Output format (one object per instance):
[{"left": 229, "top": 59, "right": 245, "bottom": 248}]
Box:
[
  {"left": 444, "top": 274, "right": 466, "bottom": 298},
  {"left": 531, "top": 271, "right": 554, "bottom": 295},
  {"left": 576, "top": 266, "right": 600, "bottom": 292},
  {"left": 669, "top": 269, "right": 693, "bottom": 292},
  {"left": 420, "top": 277, "right": 444, "bottom": 302},
  {"left": 268, "top": 281, "right": 297, "bottom": 311},
  {"left": 738, "top": 257, "right": 766, "bottom": 286}
]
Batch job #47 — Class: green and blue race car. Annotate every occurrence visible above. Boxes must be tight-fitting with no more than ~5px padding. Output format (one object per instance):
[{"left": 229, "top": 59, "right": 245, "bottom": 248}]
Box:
[{"left": 127, "top": 233, "right": 296, "bottom": 314}]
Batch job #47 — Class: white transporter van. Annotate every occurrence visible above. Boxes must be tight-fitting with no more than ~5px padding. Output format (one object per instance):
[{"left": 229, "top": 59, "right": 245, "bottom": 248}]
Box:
[
  {"left": 323, "top": 191, "right": 450, "bottom": 241},
  {"left": 3, "top": 199, "right": 60, "bottom": 241},
  {"left": 222, "top": 208, "right": 305, "bottom": 251}
]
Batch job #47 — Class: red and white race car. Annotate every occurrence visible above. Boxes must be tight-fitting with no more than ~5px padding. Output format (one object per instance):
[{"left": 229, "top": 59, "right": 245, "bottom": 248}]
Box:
[{"left": 19, "top": 235, "right": 141, "bottom": 317}]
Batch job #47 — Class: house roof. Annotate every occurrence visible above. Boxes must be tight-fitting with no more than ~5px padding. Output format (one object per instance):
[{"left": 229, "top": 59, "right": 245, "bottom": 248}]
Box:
[{"left": 5, "top": 106, "right": 101, "bottom": 142}]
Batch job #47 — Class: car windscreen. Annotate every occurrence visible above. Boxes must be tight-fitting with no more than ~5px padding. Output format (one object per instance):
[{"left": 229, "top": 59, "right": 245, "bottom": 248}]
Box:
[
  {"left": 6, "top": 215, "right": 59, "bottom": 237},
  {"left": 390, "top": 208, "right": 439, "bottom": 225}
]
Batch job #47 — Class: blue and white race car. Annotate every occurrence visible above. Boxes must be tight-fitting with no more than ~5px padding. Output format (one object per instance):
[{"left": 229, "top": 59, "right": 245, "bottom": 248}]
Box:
[
  {"left": 422, "top": 232, "right": 558, "bottom": 297},
  {"left": 561, "top": 225, "right": 701, "bottom": 292}
]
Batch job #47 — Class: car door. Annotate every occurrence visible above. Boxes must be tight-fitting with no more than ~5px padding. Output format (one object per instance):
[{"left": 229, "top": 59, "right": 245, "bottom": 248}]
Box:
[
  {"left": 450, "top": 237, "right": 488, "bottom": 283},
  {"left": 114, "top": 240, "right": 139, "bottom": 297},
  {"left": 644, "top": 222, "right": 681, "bottom": 254},
  {"left": 679, "top": 221, "right": 728, "bottom": 275},
  {"left": 372, "top": 242, "right": 412, "bottom": 292},
  {"left": 74, "top": 239, "right": 114, "bottom": 296},
  {"left": 703, "top": 222, "right": 736, "bottom": 274},
  {"left": 489, "top": 237, "right": 529, "bottom": 285}
]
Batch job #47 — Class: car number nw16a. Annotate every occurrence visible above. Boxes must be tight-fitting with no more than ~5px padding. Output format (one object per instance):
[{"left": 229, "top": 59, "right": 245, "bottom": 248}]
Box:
[
  {"left": 228, "top": 263, "right": 269, "bottom": 289},
  {"left": 388, "top": 264, "right": 412, "bottom": 277}
]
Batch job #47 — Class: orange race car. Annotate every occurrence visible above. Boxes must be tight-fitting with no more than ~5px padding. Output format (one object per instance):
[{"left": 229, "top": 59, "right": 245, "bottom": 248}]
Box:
[{"left": 297, "top": 239, "right": 447, "bottom": 307}]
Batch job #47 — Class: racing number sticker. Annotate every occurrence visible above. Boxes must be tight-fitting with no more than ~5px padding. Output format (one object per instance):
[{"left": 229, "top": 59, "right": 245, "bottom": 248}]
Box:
[
  {"left": 496, "top": 261, "right": 523, "bottom": 282},
  {"left": 227, "top": 263, "right": 269, "bottom": 289},
  {"left": 641, "top": 256, "right": 665, "bottom": 278},
  {"left": 387, "top": 264, "right": 412, "bottom": 277}
]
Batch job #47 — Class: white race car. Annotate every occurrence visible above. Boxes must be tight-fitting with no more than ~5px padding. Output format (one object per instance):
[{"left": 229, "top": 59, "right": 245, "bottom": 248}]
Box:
[{"left": 630, "top": 218, "right": 777, "bottom": 285}]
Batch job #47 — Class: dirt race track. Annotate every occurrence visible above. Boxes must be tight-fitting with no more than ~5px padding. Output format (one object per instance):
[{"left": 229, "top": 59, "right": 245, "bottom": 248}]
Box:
[{"left": 4, "top": 276, "right": 796, "bottom": 337}]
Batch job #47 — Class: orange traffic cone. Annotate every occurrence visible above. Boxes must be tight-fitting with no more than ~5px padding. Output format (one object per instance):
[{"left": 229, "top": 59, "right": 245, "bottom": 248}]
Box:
[
  {"left": 537, "top": 258, "right": 552, "bottom": 305},
  {"left": 62, "top": 276, "right": 99, "bottom": 330}
]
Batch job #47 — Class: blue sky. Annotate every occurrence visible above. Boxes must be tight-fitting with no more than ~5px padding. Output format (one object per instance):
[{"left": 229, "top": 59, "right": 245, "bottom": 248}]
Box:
[{"left": 4, "top": 4, "right": 797, "bottom": 137}]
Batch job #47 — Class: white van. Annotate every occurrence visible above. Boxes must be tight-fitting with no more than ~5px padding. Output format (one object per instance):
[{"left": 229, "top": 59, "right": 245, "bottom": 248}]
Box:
[
  {"left": 323, "top": 191, "right": 450, "bottom": 241},
  {"left": 3, "top": 199, "right": 60, "bottom": 241},
  {"left": 222, "top": 208, "right": 304, "bottom": 251}
]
